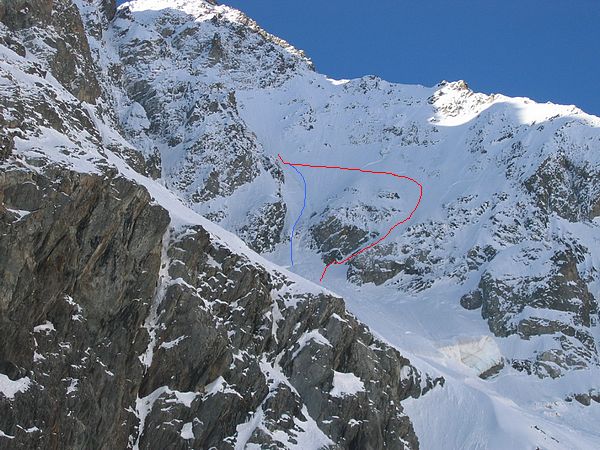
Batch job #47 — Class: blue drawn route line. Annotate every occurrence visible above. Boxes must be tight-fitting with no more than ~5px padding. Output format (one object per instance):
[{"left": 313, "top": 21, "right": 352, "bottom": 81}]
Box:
[{"left": 288, "top": 164, "right": 307, "bottom": 266}]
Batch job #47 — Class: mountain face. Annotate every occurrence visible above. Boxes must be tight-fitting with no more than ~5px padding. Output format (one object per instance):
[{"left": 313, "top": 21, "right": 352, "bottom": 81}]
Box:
[
  {"left": 1, "top": 0, "right": 600, "bottom": 449},
  {"left": 0, "top": 1, "right": 438, "bottom": 449},
  {"left": 97, "top": 0, "right": 600, "bottom": 374}
]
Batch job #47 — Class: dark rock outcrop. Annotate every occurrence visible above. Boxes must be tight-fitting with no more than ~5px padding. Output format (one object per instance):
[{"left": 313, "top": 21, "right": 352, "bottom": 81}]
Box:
[
  {"left": 461, "top": 248, "right": 599, "bottom": 378},
  {"left": 311, "top": 216, "right": 372, "bottom": 265},
  {"left": 239, "top": 200, "right": 287, "bottom": 253},
  {"left": 0, "top": 0, "right": 101, "bottom": 103},
  {"left": 101, "top": 0, "right": 116, "bottom": 21},
  {"left": 0, "top": 164, "right": 170, "bottom": 449},
  {"left": 0, "top": 162, "right": 438, "bottom": 448},
  {"left": 525, "top": 153, "right": 600, "bottom": 222}
]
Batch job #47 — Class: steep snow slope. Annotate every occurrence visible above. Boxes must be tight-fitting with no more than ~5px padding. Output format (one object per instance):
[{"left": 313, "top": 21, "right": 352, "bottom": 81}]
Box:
[{"left": 73, "top": 0, "right": 600, "bottom": 448}]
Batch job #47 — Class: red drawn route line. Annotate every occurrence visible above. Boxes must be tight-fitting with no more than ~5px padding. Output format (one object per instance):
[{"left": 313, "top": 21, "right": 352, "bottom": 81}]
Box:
[{"left": 278, "top": 154, "right": 423, "bottom": 282}]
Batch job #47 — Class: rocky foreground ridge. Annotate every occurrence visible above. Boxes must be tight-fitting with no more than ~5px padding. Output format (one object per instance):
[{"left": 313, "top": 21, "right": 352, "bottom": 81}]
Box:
[{"left": 0, "top": 163, "right": 439, "bottom": 449}]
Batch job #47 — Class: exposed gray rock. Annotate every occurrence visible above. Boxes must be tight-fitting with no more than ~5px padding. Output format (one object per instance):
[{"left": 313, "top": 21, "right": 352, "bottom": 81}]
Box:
[
  {"left": 0, "top": 162, "right": 439, "bottom": 448},
  {"left": 311, "top": 216, "right": 372, "bottom": 264},
  {"left": 566, "top": 389, "right": 600, "bottom": 407},
  {"left": 348, "top": 242, "right": 434, "bottom": 288},
  {"left": 478, "top": 361, "right": 505, "bottom": 380},
  {"left": 460, "top": 290, "right": 483, "bottom": 310},
  {"left": 208, "top": 32, "right": 225, "bottom": 66},
  {"left": 0, "top": 164, "right": 170, "bottom": 449},
  {"left": 1, "top": 0, "right": 101, "bottom": 103},
  {"left": 101, "top": 0, "right": 116, "bottom": 21},
  {"left": 525, "top": 153, "right": 600, "bottom": 222},
  {"left": 465, "top": 248, "right": 599, "bottom": 377},
  {"left": 239, "top": 200, "right": 287, "bottom": 253}
]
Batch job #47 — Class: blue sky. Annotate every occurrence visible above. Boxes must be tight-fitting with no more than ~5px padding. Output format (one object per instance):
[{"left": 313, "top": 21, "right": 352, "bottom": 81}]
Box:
[{"left": 218, "top": 0, "right": 600, "bottom": 116}]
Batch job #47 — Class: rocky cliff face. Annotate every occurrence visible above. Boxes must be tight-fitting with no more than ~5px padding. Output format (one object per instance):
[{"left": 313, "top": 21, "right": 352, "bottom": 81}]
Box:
[
  {"left": 0, "top": 0, "right": 102, "bottom": 102},
  {"left": 0, "top": 1, "right": 440, "bottom": 448}
]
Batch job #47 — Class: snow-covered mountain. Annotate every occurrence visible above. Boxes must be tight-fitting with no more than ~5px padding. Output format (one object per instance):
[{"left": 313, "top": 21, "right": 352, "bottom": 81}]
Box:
[
  {"left": 1, "top": 1, "right": 442, "bottom": 449},
  {"left": 2, "top": 0, "right": 600, "bottom": 448}
]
